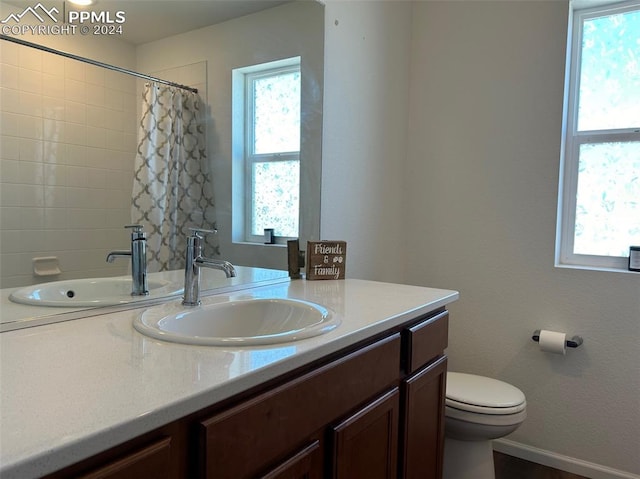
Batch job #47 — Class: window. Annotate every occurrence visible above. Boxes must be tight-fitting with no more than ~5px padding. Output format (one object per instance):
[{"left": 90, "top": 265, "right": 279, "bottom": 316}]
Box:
[
  {"left": 556, "top": 1, "right": 640, "bottom": 271},
  {"left": 233, "top": 58, "right": 301, "bottom": 244}
]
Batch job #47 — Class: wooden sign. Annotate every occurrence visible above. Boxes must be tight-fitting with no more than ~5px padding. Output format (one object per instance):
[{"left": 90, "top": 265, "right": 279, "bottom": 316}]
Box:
[{"left": 306, "top": 241, "right": 346, "bottom": 280}]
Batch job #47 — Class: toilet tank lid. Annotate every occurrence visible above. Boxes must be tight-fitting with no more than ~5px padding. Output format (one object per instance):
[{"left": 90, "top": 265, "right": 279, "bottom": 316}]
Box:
[{"left": 446, "top": 372, "right": 526, "bottom": 408}]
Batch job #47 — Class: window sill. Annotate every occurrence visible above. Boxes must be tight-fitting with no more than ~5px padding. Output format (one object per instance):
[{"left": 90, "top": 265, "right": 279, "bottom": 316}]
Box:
[
  {"left": 554, "top": 263, "right": 639, "bottom": 275},
  {"left": 233, "top": 241, "right": 287, "bottom": 248}
]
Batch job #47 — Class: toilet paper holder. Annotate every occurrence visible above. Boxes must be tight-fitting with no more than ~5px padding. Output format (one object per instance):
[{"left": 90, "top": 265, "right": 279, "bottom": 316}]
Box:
[{"left": 532, "top": 330, "right": 583, "bottom": 348}]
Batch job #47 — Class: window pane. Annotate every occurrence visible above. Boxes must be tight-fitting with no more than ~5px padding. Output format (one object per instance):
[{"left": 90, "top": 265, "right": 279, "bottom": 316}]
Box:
[
  {"left": 574, "top": 142, "right": 640, "bottom": 256},
  {"left": 252, "top": 160, "right": 300, "bottom": 237},
  {"left": 253, "top": 71, "right": 301, "bottom": 154},
  {"left": 577, "top": 9, "right": 640, "bottom": 131}
]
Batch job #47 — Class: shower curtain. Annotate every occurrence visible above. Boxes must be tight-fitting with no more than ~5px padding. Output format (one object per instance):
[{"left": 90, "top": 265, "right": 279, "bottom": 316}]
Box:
[{"left": 131, "top": 83, "right": 219, "bottom": 272}]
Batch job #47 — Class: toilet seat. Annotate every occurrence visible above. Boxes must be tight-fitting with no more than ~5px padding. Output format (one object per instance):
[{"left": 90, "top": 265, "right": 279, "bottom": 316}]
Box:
[
  {"left": 446, "top": 397, "right": 526, "bottom": 415},
  {"left": 446, "top": 372, "right": 526, "bottom": 415},
  {"left": 443, "top": 372, "right": 528, "bottom": 478}
]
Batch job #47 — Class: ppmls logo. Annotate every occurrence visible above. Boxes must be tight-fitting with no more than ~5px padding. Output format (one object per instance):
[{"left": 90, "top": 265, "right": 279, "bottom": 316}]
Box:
[
  {"left": 1, "top": 2, "right": 125, "bottom": 36},
  {"left": 1, "top": 3, "right": 59, "bottom": 24}
]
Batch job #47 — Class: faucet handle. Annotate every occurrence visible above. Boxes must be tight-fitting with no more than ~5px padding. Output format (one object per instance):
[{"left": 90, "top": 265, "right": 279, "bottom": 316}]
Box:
[
  {"left": 125, "top": 224, "right": 146, "bottom": 239},
  {"left": 188, "top": 227, "right": 218, "bottom": 239}
]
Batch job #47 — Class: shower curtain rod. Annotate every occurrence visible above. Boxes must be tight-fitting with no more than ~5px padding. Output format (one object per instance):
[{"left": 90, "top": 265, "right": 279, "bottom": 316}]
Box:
[{"left": 0, "top": 34, "right": 198, "bottom": 94}]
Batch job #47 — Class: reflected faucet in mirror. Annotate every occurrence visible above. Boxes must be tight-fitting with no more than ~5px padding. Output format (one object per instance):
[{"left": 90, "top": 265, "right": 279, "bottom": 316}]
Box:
[
  {"left": 0, "top": 0, "right": 322, "bottom": 331},
  {"left": 183, "top": 228, "right": 236, "bottom": 307},
  {"left": 106, "top": 225, "right": 149, "bottom": 296}
]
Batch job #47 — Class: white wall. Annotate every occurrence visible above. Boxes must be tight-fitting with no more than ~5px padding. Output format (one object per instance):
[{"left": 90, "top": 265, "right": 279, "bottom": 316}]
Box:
[
  {"left": 321, "top": 0, "right": 412, "bottom": 284},
  {"left": 323, "top": 0, "right": 639, "bottom": 476}
]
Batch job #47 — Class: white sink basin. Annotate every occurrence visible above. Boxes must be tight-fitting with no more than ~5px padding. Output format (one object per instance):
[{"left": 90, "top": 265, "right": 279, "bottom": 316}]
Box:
[
  {"left": 134, "top": 297, "right": 339, "bottom": 346},
  {"left": 9, "top": 277, "right": 182, "bottom": 307}
]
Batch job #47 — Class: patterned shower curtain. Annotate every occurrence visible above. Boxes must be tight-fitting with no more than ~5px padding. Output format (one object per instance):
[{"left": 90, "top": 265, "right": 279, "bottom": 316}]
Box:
[{"left": 131, "top": 83, "right": 219, "bottom": 272}]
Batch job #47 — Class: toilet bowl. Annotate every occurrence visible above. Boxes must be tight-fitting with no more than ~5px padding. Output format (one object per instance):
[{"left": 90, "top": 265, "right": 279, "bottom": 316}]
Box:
[{"left": 443, "top": 372, "right": 526, "bottom": 479}]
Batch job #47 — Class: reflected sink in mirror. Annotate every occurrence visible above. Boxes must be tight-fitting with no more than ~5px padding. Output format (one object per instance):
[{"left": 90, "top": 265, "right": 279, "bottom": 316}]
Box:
[
  {"left": 9, "top": 277, "right": 183, "bottom": 307},
  {"left": 134, "top": 298, "right": 339, "bottom": 346}
]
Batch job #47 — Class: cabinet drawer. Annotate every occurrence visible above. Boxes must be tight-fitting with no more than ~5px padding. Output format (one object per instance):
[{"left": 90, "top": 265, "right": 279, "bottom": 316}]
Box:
[
  {"left": 200, "top": 333, "right": 401, "bottom": 479},
  {"left": 403, "top": 310, "right": 448, "bottom": 373}
]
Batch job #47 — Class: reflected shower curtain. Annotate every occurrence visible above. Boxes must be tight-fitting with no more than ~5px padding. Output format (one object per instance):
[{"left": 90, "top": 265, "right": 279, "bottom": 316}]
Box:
[{"left": 131, "top": 83, "right": 219, "bottom": 272}]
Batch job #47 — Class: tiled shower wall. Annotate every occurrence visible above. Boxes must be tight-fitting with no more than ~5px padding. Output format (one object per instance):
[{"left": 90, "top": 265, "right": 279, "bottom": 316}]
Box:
[{"left": 0, "top": 40, "right": 136, "bottom": 288}]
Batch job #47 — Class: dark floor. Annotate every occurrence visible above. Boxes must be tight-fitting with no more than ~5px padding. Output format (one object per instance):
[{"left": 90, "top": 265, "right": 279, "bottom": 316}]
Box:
[{"left": 494, "top": 452, "right": 589, "bottom": 479}]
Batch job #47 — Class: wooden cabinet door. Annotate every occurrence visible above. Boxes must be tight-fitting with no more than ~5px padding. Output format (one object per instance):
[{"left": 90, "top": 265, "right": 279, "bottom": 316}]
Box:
[
  {"left": 259, "top": 440, "right": 322, "bottom": 479},
  {"left": 331, "top": 388, "right": 399, "bottom": 479},
  {"left": 401, "top": 355, "right": 447, "bottom": 479}
]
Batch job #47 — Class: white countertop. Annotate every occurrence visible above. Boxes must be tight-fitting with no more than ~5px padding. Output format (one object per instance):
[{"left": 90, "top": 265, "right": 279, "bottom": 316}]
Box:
[{"left": 0, "top": 278, "right": 458, "bottom": 479}]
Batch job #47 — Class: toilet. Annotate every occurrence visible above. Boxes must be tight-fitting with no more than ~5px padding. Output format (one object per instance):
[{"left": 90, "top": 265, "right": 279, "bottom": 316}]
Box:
[{"left": 443, "top": 372, "right": 527, "bottom": 479}]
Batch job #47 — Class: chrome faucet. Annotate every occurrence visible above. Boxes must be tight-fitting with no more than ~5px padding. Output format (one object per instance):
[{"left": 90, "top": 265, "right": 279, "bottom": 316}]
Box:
[
  {"left": 183, "top": 228, "right": 236, "bottom": 306},
  {"left": 106, "top": 225, "right": 149, "bottom": 296}
]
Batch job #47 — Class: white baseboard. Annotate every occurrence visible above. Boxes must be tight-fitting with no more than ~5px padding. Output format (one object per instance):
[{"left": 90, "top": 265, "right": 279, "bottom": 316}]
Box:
[{"left": 493, "top": 439, "right": 640, "bottom": 479}]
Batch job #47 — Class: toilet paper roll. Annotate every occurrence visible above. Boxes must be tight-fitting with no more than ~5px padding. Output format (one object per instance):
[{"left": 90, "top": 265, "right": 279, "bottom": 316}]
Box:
[{"left": 539, "top": 329, "right": 566, "bottom": 355}]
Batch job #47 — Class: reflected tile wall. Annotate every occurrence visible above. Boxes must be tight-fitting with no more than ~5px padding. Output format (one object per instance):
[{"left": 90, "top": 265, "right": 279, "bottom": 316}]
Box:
[
  {"left": 0, "top": 40, "right": 137, "bottom": 288},
  {"left": 150, "top": 61, "right": 207, "bottom": 102}
]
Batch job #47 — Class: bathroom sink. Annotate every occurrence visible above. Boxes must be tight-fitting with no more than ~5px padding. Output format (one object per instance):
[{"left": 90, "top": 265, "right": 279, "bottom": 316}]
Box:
[
  {"left": 133, "top": 297, "right": 339, "bottom": 346},
  {"left": 9, "top": 277, "right": 182, "bottom": 307}
]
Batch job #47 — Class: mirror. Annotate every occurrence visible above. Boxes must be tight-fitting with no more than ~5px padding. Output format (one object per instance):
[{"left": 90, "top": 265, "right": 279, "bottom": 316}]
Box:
[{"left": 0, "top": 0, "right": 324, "bottom": 329}]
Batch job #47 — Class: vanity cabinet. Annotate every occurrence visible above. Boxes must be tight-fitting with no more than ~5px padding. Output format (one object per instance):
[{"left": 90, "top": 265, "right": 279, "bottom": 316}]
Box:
[{"left": 43, "top": 309, "right": 449, "bottom": 479}]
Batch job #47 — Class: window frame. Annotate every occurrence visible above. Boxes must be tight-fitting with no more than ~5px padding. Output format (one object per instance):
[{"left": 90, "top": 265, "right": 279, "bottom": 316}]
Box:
[
  {"left": 556, "top": 0, "right": 640, "bottom": 271},
  {"left": 233, "top": 57, "right": 302, "bottom": 245}
]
